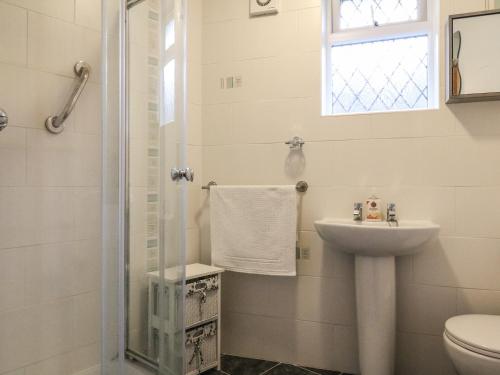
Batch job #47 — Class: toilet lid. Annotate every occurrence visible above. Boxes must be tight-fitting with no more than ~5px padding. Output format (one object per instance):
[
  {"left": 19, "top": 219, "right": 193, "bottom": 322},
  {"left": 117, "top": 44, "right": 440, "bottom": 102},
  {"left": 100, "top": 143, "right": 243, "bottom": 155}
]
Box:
[{"left": 445, "top": 315, "right": 500, "bottom": 359}]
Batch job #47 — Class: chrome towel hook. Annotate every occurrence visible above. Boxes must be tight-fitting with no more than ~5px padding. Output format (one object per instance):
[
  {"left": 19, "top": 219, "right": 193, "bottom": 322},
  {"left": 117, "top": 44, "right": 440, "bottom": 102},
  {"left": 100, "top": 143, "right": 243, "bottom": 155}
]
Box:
[
  {"left": 285, "top": 136, "right": 305, "bottom": 150},
  {"left": 45, "top": 61, "right": 91, "bottom": 134}
]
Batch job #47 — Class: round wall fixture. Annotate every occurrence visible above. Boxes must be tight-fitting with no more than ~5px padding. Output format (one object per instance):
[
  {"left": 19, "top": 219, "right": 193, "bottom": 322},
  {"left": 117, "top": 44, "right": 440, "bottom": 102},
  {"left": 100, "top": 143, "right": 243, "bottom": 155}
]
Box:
[{"left": 250, "top": 0, "right": 279, "bottom": 16}]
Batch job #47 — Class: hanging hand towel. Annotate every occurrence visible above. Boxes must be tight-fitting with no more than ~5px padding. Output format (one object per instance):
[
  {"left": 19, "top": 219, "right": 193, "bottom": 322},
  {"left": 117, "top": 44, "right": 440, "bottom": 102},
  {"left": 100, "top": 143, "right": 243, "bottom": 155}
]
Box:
[{"left": 210, "top": 185, "right": 297, "bottom": 276}]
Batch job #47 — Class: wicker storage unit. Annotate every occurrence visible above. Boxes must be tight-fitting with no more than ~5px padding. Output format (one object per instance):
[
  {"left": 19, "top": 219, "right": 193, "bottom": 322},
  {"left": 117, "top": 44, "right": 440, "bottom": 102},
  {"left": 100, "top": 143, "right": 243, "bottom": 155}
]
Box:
[
  {"left": 147, "top": 263, "right": 224, "bottom": 374},
  {"left": 185, "top": 275, "right": 219, "bottom": 327},
  {"left": 185, "top": 322, "right": 218, "bottom": 375}
]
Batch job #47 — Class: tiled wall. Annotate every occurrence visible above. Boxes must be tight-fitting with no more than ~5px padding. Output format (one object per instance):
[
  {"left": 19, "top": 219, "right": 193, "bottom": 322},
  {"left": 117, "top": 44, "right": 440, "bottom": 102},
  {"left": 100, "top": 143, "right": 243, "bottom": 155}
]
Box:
[
  {"left": 0, "top": 1, "right": 101, "bottom": 374},
  {"left": 199, "top": 0, "right": 500, "bottom": 374}
]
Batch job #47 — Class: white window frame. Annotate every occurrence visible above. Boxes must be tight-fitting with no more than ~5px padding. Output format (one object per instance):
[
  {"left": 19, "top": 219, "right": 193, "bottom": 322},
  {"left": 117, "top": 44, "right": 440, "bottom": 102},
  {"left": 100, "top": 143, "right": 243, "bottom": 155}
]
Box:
[{"left": 322, "top": 0, "right": 439, "bottom": 116}]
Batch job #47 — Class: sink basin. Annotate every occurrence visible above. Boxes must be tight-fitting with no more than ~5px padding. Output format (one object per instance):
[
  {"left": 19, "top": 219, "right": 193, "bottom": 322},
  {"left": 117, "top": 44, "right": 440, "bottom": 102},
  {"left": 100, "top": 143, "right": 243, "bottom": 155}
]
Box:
[
  {"left": 314, "top": 218, "right": 440, "bottom": 375},
  {"left": 314, "top": 218, "right": 440, "bottom": 257}
]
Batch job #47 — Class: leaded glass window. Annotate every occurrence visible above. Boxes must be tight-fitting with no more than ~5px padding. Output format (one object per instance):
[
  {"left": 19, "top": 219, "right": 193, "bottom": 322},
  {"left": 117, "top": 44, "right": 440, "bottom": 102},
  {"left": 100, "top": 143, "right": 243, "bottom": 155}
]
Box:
[{"left": 325, "top": 0, "right": 436, "bottom": 115}]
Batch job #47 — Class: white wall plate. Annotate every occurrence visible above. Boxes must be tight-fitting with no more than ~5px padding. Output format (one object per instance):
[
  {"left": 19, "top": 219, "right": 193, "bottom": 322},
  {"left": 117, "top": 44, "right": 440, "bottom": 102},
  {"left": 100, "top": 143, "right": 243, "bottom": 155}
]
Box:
[{"left": 249, "top": 0, "right": 279, "bottom": 17}]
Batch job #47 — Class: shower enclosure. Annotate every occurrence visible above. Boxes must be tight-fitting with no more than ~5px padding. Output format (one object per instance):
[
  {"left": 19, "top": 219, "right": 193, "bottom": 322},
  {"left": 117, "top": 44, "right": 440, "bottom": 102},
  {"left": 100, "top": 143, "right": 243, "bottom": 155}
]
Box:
[{"left": 102, "top": 0, "right": 189, "bottom": 373}]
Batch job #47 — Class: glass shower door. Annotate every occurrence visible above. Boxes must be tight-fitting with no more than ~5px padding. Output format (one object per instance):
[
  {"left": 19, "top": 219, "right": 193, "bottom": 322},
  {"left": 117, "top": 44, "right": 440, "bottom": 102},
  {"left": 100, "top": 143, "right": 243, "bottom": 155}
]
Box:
[{"left": 126, "top": 0, "right": 188, "bottom": 374}]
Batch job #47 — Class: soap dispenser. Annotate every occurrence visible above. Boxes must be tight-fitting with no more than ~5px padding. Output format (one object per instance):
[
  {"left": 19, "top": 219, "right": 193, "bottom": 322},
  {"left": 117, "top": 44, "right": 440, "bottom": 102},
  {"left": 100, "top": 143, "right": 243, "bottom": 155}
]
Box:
[{"left": 365, "top": 195, "right": 383, "bottom": 222}]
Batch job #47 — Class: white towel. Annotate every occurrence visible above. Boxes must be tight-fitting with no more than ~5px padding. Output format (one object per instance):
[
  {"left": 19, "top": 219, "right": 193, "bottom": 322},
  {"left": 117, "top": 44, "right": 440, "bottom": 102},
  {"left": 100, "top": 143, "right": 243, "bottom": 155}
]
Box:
[{"left": 210, "top": 185, "right": 297, "bottom": 276}]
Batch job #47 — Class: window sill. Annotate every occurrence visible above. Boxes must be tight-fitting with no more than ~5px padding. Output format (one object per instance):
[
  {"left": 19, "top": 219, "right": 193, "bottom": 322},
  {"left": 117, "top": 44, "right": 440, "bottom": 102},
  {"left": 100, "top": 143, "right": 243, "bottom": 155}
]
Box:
[{"left": 321, "top": 106, "right": 440, "bottom": 118}]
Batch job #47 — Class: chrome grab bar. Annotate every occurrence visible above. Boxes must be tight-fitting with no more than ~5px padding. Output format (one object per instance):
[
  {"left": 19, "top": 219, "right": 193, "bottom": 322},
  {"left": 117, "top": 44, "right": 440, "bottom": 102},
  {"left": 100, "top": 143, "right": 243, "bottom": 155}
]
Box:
[{"left": 45, "top": 61, "right": 91, "bottom": 134}]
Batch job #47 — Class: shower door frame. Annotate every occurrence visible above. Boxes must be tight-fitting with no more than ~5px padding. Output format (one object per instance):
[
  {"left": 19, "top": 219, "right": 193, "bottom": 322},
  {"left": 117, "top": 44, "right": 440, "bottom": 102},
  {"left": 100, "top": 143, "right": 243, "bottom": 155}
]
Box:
[{"left": 122, "top": 0, "right": 188, "bottom": 373}]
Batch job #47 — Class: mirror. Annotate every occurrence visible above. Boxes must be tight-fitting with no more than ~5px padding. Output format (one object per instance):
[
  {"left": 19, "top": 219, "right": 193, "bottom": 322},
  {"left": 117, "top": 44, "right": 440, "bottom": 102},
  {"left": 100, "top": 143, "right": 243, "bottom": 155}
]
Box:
[{"left": 447, "top": 9, "right": 500, "bottom": 103}]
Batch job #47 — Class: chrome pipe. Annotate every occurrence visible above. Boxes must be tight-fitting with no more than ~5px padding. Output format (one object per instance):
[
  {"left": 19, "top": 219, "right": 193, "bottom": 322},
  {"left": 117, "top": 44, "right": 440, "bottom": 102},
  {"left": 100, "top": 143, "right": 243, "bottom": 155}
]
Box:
[{"left": 45, "top": 61, "right": 91, "bottom": 134}]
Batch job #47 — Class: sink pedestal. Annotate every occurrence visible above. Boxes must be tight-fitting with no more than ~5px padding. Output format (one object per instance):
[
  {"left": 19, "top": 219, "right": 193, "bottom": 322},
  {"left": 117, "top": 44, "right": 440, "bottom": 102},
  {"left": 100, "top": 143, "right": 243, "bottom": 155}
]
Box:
[
  {"left": 355, "top": 255, "right": 395, "bottom": 375},
  {"left": 314, "top": 218, "right": 440, "bottom": 375}
]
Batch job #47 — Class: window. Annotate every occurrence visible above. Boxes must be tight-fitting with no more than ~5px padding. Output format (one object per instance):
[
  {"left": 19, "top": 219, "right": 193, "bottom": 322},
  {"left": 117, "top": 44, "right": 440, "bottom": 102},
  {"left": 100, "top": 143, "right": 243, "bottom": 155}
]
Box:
[
  {"left": 323, "top": 0, "right": 438, "bottom": 115},
  {"left": 162, "top": 18, "right": 175, "bottom": 124}
]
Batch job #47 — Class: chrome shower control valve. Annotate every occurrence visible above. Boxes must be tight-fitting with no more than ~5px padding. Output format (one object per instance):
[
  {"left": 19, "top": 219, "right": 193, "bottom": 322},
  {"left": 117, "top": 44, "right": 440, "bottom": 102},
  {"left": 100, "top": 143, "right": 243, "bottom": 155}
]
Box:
[{"left": 171, "top": 167, "right": 194, "bottom": 182}]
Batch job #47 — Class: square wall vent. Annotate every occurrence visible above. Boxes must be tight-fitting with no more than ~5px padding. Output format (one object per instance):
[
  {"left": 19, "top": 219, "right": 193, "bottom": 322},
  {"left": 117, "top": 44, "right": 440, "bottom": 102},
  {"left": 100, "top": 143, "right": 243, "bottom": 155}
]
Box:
[{"left": 250, "top": 0, "right": 279, "bottom": 17}]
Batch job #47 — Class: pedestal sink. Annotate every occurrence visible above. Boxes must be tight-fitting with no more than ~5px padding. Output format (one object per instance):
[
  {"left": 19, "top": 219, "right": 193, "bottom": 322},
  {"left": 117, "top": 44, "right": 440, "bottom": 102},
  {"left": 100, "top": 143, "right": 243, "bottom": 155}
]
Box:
[{"left": 314, "top": 219, "right": 440, "bottom": 375}]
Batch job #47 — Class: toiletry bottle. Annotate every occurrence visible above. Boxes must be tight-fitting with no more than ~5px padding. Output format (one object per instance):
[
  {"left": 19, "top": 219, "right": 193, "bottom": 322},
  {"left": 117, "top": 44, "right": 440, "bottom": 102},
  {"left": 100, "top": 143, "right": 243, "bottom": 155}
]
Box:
[{"left": 365, "top": 195, "right": 383, "bottom": 222}]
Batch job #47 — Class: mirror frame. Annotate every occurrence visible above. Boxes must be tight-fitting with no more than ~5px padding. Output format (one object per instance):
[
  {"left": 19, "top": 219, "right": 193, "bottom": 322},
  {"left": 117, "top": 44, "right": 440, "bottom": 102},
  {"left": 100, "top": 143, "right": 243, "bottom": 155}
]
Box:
[{"left": 446, "top": 9, "right": 500, "bottom": 104}]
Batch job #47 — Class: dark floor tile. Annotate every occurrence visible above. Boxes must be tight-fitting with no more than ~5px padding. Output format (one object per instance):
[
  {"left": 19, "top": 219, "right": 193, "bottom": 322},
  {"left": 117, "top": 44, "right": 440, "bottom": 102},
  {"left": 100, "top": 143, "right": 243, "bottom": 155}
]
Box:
[
  {"left": 221, "top": 355, "right": 279, "bottom": 375},
  {"left": 204, "top": 369, "right": 226, "bottom": 375},
  {"left": 262, "top": 364, "right": 310, "bottom": 375},
  {"left": 303, "top": 367, "right": 341, "bottom": 375}
]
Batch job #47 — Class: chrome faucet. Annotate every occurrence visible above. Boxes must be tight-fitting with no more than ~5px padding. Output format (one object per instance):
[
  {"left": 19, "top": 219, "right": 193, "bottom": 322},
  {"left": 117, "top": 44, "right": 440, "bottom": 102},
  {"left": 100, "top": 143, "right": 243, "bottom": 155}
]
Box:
[
  {"left": 387, "top": 203, "right": 398, "bottom": 225},
  {"left": 353, "top": 202, "right": 363, "bottom": 221}
]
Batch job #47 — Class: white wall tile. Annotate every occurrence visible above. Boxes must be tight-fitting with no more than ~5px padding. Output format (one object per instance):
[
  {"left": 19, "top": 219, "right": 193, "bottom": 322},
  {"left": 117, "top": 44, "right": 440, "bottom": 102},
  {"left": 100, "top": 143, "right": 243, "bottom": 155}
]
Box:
[
  {"left": 295, "top": 320, "right": 336, "bottom": 370},
  {"left": 0, "top": 3, "right": 27, "bottom": 65},
  {"left": 232, "top": 12, "right": 298, "bottom": 61},
  {"left": 222, "top": 272, "right": 296, "bottom": 319},
  {"left": 26, "top": 130, "right": 100, "bottom": 187},
  {"left": 73, "top": 82, "right": 102, "bottom": 135},
  {"left": 75, "top": 189, "right": 101, "bottom": 240},
  {"left": 28, "top": 13, "right": 101, "bottom": 82},
  {"left": 24, "top": 242, "right": 75, "bottom": 305},
  {"left": 0, "top": 249, "right": 25, "bottom": 313},
  {"left": 72, "top": 240, "right": 101, "bottom": 295},
  {"left": 202, "top": 21, "right": 234, "bottom": 64},
  {"left": 0, "top": 187, "right": 75, "bottom": 249},
  {"left": 457, "top": 288, "right": 500, "bottom": 315},
  {"left": 297, "top": 230, "right": 354, "bottom": 279},
  {"left": 221, "top": 312, "right": 296, "bottom": 364},
  {"left": 451, "top": 0, "right": 488, "bottom": 13},
  {"left": 73, "top": 291, "right": 100, "bottom": 347},
  {"left": 297, "top": 7, "right": 321, "bottom": 53},
  {"left": 4, "top": 0, "right": 75, "bottom": 22},
  {"left": 295, "top": 321, "right": 359, "bottom": 374},
  {"left": 296, "top": 275, "right": 356, "bottom": 326},
  {"left": 281, "top": 0, "right": 321, "bottom": 12},
  {"left": 454, "top": 136, "right": 500, "bottom": 186},
  {"left": 70, "top": 343, "right": 100, "bottom": 375},
  {"left": 330, "top": 138, "right": 422, "bottom": 187},
  {"left": 414, "top": 236, "right": 500, "bottom": 290},
  {"left": 456, "top": 187, "right": 500, "bottom": 238},
  {"left": 202, "top": 0, "right": 247, "bottom": 23},
  {"left": 397, "top": 283, "right": 457, "bottom": 335},
  {"left": 27, "top": 12, "right": 78, "bottom": 77},
  {"left": 396, "top": 332, "right": 456, "bottom": 375},
  {"left": 75, "top": 0, "right": 102, "bottom": 31},
  {"left": 0, "top": 127, "right": 26, "bottom": 186},
  {"left": 331, "top": 325, "right": 360, "bottom": 374},
  {"left": 24, "top": 352, "right": 72, "bottom": 375}
]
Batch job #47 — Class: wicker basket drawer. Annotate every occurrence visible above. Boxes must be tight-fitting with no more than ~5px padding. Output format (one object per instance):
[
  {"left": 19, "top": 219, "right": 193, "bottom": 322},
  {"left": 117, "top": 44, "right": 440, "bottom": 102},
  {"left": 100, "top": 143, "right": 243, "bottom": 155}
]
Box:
[
  {"left": 185, "top": 275, "right": 219, "bottom": 327},
  {"left": 185, "top": 321, "right": 217, "bottom": 375}
]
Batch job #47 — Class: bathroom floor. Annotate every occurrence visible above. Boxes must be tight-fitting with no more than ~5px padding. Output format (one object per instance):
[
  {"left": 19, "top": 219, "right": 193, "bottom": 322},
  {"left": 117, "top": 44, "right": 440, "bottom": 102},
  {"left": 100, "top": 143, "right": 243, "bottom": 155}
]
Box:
[{"left": 206, "top": 355, "right": 353, "bottom": 375}]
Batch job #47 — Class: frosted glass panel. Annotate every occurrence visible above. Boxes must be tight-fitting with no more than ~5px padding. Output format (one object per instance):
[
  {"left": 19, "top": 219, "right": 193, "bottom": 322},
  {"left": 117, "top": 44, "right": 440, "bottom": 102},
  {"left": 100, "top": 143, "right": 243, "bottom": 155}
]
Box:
[
  {"left": 339, "top": 0, "right": 420, "bottom": 29},
  {"left": 165, "top": 20, "right": 175, "bottom": 50},
  {"left": 331, "top": 35, "right": 428, "bottom": 114},
  {"left": 163, "top": 59, "right": 175, "bottom": 124}
]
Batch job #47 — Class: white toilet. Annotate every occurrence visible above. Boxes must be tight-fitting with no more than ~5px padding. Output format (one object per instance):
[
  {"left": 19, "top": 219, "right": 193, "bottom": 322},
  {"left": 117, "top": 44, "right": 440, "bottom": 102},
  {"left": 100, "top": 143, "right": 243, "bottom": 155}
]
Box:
[{"left": 444, "top": 314, "right": 500, "bottom": 375}]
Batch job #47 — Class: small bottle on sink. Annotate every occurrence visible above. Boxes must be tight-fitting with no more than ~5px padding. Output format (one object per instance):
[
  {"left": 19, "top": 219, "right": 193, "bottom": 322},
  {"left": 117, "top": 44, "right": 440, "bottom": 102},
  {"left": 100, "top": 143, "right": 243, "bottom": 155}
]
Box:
[{"left": 365, "top": 195, "right": 383, "bottom": 222}]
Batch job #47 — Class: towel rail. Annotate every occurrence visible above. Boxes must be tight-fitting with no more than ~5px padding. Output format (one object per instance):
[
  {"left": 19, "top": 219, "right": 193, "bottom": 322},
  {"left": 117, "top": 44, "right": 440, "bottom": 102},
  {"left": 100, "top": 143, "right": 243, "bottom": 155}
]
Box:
[
  {"left": 202, "top": 181, "right": 308, "bottom": 193},
  {"left": 45, "top": 61, "right": 91, "bottom": 134}
]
